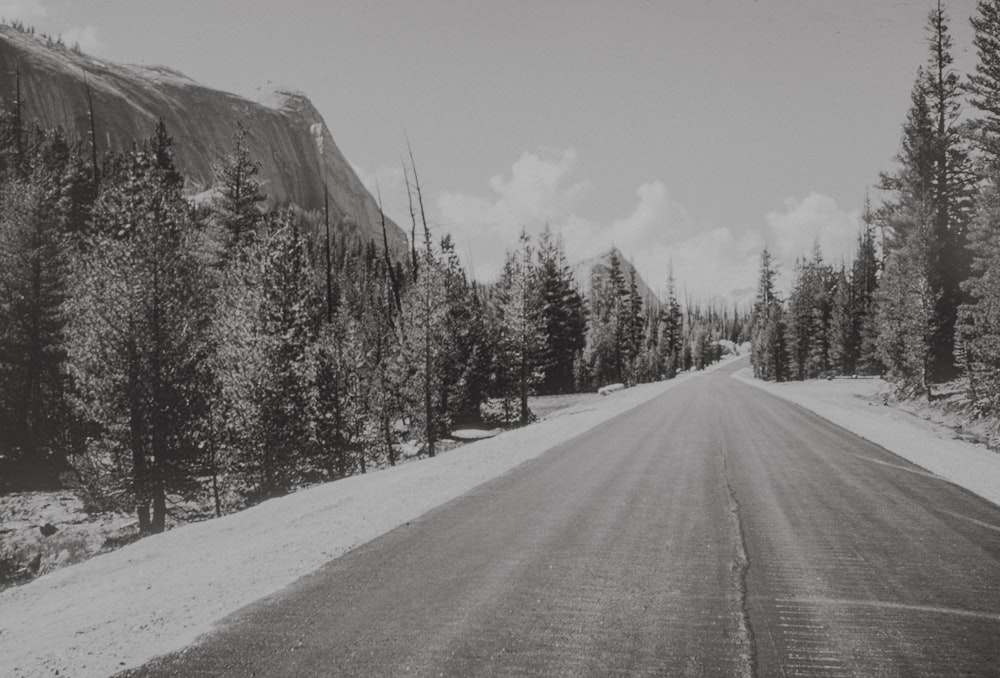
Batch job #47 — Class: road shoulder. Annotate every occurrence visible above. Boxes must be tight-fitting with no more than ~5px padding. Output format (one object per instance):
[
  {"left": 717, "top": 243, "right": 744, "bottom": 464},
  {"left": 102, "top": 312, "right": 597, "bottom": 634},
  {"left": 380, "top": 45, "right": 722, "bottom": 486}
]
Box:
[
  {"left": 731, "top": 368, "right": 1000, "bottom": 508},
  {"left": 1, "top": 363, "right": 732, "bottom": 678}
]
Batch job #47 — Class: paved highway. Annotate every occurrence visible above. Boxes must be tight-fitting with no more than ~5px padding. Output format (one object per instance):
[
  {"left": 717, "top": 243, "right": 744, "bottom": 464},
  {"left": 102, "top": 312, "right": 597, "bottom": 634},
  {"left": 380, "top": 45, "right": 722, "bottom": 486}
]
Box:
[{"left": 122, "top": 359, "right": 1000, "bottom": 676}]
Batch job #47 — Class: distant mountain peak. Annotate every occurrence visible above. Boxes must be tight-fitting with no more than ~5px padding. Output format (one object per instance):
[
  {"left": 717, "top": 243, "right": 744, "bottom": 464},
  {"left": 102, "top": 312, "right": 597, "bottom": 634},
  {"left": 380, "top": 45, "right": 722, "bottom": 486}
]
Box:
[
  {"left": 251, "top": 81, "right": 311, "bottom": 111},
  {"left": 572, "top": 248, "right": 660, "bottom": 303}
]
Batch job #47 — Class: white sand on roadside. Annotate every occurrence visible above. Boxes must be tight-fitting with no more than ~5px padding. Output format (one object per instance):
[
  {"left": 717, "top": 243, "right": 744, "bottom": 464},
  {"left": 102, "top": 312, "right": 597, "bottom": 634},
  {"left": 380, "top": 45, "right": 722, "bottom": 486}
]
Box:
[
  {"left": 733, "top": 368, "right": 1000, "bottom": 508},
  {"left": 0, "top": 360, "right": 739, "bottom": 678}
]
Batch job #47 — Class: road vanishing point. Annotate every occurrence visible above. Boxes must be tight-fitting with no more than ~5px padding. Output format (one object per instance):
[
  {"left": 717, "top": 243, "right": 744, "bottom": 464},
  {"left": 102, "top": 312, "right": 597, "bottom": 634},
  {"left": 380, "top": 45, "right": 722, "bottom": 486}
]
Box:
[{"left": 122, "top": 358, "right": 1000, "bottom": 677}]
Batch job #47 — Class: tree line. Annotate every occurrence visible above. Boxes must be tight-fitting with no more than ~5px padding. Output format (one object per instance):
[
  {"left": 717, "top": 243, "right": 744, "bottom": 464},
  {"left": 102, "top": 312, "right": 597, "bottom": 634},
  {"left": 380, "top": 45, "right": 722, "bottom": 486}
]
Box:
[
  {"left": 751, "top": 0, "right": 1000, "bottom": 430},
  {"left": 0, "top": 88, "right": 747, "bottom": 532}
]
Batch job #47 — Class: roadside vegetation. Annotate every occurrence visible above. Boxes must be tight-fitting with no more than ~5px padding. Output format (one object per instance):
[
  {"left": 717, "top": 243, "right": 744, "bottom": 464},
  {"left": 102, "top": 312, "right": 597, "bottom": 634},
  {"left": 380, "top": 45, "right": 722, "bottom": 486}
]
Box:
[
  {"left": 751, "top": 0, "right": 1000, "bottom": 450},
  {"left": 0, "top": 37, "right": 750, "bottom": 585}
]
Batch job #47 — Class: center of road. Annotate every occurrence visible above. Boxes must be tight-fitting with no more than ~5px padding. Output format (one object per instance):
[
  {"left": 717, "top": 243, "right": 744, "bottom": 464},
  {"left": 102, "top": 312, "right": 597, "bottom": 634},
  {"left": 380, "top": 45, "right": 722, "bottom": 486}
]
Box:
[{"left": 121, "top": 362, "right": 1000, "bottom": 677}]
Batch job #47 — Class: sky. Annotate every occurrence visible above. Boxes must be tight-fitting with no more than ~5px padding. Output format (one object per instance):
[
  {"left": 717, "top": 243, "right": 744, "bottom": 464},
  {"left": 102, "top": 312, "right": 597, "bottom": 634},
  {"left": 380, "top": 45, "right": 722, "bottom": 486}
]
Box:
[{"left": 0, "top": 0, "right": 985, "bottom": 301}]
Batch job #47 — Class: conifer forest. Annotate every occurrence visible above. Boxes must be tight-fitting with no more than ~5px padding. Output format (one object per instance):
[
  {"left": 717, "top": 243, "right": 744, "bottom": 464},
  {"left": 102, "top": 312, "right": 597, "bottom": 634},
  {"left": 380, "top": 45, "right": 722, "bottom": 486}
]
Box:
[
  {"left": 0, "top": 102, "right": 745, "bottom": 532},
  {"left": 751, "top": 2, "right": 1000, "bottom": 423},
  {"left": 12, "top": 3, "right": 1000, "bottom": 677}
]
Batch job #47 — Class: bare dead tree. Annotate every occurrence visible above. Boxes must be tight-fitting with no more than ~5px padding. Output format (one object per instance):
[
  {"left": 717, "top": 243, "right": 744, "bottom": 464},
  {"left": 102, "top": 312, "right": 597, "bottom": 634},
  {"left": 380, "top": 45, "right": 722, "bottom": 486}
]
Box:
[
  {"left": 403, "top": 162, "right": 419, "bottom": 282},
  {"left": 406, "top": 136, "right": 432, "bottom": 252},
  {"left": 376, "top": 179, "right": 402, "bottom": 314}
]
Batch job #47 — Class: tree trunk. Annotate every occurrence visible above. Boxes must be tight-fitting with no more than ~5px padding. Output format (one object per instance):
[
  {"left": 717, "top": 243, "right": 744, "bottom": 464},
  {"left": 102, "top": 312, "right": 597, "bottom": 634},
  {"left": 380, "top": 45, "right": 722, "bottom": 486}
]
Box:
[
  {"left": 150, "top": 471, "right": 166, "bottom": 534},
  {"left": 128, "top": 336, "right": 151, "bottom": 533},
  {"left": 520, "top": 342, "right": 530, "bottom": 424},
  {"left": 425, "top": 324, "right": 435, "bottom": 457},
  {"left": 384, "top": 414, "right": 395, "bottom": 467}
]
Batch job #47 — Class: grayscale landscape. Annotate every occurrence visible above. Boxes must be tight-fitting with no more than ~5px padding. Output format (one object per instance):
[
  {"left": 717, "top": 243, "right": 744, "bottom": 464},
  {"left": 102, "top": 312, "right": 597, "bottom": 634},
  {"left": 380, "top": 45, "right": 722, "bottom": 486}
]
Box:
[{"left": 1, "top": 1, "right": 1000, "bottom": 676}]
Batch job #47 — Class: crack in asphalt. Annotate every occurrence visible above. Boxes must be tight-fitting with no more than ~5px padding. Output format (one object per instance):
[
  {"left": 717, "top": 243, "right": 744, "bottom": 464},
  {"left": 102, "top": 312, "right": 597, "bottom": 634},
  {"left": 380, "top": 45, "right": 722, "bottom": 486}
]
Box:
[{"left": 722, "top": 449, "right": 759, "bottom": 678}]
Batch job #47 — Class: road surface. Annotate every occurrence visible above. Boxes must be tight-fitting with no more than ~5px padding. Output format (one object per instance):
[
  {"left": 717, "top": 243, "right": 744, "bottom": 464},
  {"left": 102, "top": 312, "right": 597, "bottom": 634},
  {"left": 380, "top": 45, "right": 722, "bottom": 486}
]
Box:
[{"left": 122, "top": 359, "right": 1000, "bottom": 676}]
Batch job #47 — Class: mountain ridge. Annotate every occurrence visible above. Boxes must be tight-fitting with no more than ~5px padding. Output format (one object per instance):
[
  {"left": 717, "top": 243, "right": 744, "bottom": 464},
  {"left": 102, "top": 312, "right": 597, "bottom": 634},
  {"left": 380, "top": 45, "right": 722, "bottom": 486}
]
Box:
[
  {"left": 0, "top": 26, "right": 407, "bottom": 251},
  {"left": 573, "top": 247, "right": 660, "bottom": 303}
]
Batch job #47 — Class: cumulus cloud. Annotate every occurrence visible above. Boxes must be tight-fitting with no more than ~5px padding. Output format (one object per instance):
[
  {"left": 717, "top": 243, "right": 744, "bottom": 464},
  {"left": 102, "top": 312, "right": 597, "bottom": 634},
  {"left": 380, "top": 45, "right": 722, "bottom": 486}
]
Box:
[
  {"left": 437, "top": 150, "right": 760, "bottom": 298},
  {"left": 765, "top": 192, "right": 859, "bottom": 270},
  {"left": 437, "top": 149, "right": 589, "bottom": 280},
  {"left": 425, "top": 149, "right": 860, "bottom": 303}
]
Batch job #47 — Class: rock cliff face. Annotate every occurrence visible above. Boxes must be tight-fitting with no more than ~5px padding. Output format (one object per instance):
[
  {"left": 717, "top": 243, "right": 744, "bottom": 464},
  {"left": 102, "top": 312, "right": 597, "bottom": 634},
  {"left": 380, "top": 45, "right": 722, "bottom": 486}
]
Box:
[
  {"left": 0, "top": 26, "right": 407, "bottom": 251},
  {"left": 573, "top": 247, "right": 660, "bottom": 303}
]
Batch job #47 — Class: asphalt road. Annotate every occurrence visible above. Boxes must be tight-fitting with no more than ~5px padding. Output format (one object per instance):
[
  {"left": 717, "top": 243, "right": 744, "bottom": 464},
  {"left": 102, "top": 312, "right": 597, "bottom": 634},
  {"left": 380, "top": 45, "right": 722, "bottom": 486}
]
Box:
[{"left": 122, "top": 359, "right": 1000, "bottom": 677}]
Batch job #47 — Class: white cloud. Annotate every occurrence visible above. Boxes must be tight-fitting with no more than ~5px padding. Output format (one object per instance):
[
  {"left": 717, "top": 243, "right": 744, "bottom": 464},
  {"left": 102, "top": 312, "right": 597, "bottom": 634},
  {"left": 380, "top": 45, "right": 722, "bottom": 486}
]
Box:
[
  {"left": 61, "top": 24, "right": 102, "bottom": 53},
  {"left": 765, "top": 191, "right": 859, "bottom": 271},
  {"left": 635, "top": 227, "right": 764, "bottom": 303},
  {"left": 437, "top": 150, "right": 757, "bottom": 299},
  {"left": 423, "top": 150, "right": 860, "bottom": 304},
  {"left": 437, "top": 149, "right": 589, "bottom": 280}
]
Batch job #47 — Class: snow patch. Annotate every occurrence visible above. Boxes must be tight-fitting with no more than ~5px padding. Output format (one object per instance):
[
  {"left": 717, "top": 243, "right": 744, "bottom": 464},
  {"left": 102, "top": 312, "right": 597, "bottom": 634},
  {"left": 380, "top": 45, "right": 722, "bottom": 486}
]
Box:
[
  {"left": 0, "top": 369, "right": 719, "bottom": 678},
  {"left": 251, "top": 80, "right": 308, "bottom": 110}
]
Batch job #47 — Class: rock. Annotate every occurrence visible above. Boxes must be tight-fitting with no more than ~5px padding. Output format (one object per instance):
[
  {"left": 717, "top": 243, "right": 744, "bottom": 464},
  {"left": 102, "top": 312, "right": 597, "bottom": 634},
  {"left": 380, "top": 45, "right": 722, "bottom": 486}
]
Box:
[
  {"left": 0, "top": 26, "right": 407, "bottom": 255},
  {"left": 27, "top": 553, "right": 41, "bottom": 572},
  {"left": 39, "top": 523, "right": 57, "bottom": 537}
]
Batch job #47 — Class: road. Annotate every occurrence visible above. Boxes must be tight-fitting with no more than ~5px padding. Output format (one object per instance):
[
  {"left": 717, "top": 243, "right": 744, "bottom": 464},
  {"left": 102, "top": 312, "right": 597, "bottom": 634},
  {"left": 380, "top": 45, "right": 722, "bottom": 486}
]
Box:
[{"left": 122, "top": 359, "right": 1000, "bottom": 677}]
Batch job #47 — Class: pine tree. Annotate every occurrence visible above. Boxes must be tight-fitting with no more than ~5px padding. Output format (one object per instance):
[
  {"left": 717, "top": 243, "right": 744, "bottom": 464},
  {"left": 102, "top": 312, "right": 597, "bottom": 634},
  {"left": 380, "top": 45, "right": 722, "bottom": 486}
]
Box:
[
  {"left": 923, "top": 1, "right": 976, "bottom": 379},
  {"left": 535, "top": 227, "right": 587, "bottom": 394},
  {"left": 660, "top": 264, "right": 684, "bottom": 378},
  {"left": 959, "top": 181, "right": 1000, "bottom": 415},
  {"left": 878, "top": 8, "right": 973, "bottom": 386},
  {"left": 751, "top": 247, "right": 786, "bottom": 381},
  {"left": 397, "top": 242, "right": 446, "bottom": 453},
  {"left": 0, "top": 174, "right": 71, "bottom": 489},
  {"left": 66, "top": 121, "right": 211, "bottom": 531},
  {"left": 968, "top": 0, "right": 1000, "bottom": 165},
  {"left": 875, "top": 206, "right": 940, "bottom": 400},
  {"left": 829, "top": 265, "right": 853, "bottom": 375},
  {"left": 785, "top": 243, "right": 833, "bottom": 380},
  {"left": 494, "top": 231, "right": 543, "bottom": 423},
  {"left": 624, "top": 266, "right": 645, "bottom": 382},
  {"left": 437, "top": 235, "right": 476, "bottom": 424},
  {"left": 853, "top": 196, "right": 882, "bottom": 374},
  {"left": 959, "top": 0, "right": 1000, "bottom": 416},
  {"left": 212, "top": 122, "right": 266, "bottom": 258}
]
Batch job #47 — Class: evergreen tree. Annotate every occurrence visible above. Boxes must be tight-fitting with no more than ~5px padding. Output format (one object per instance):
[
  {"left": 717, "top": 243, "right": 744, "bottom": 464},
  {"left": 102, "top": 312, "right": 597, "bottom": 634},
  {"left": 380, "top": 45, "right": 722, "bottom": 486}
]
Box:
[
  {"left": 66, "top": 121, "right": 211, "bottom": 531},
  {"left": 398, "top": 241, "right": 446, "bottom": 454},
  {"left": 494, "top": 231, "right": 543, "bottom": 423},
  {"left": 875, "top": 206, "right": 940, "bottom": 400},
  {"left": 438, "top": 235, "right": 478, "bottom": 424},
  {"left": 878, "top": 8, "right": 973, "bottom": 385},
  {"left": 624, "top": 266, "right": 645, "bottom": 382},
  {"left": 0, "top": 175, "right": 71, "bottom": 489},
  {"left": 853, "top": 197, "right": 882, "bottom": 374},
  {"left": 212, "top": 122, "right": 266, "bottom": 258},
  {"left": 785, "top": 243, "right": 833, "bottom": 380},
  {"left": 751, "top": 247, "right": 786, "bottom": 381},
  {"left": 829, "top": 265, "right": 853, "bottom": 375},
  {"left": 959, "top": 181, "right": 1000, "bottom": 415},
  {"left": 535, "top": 227, "right": 587, "bottom": 394},
  {"left": 923, "top": 1, "right": 976, "bottom": 379},
  {"left": 968, "top": 0, "right": 1000, "bottom": 165},
  {"left": 659, "top": 264, "right": 684, "bottom": 378}
]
